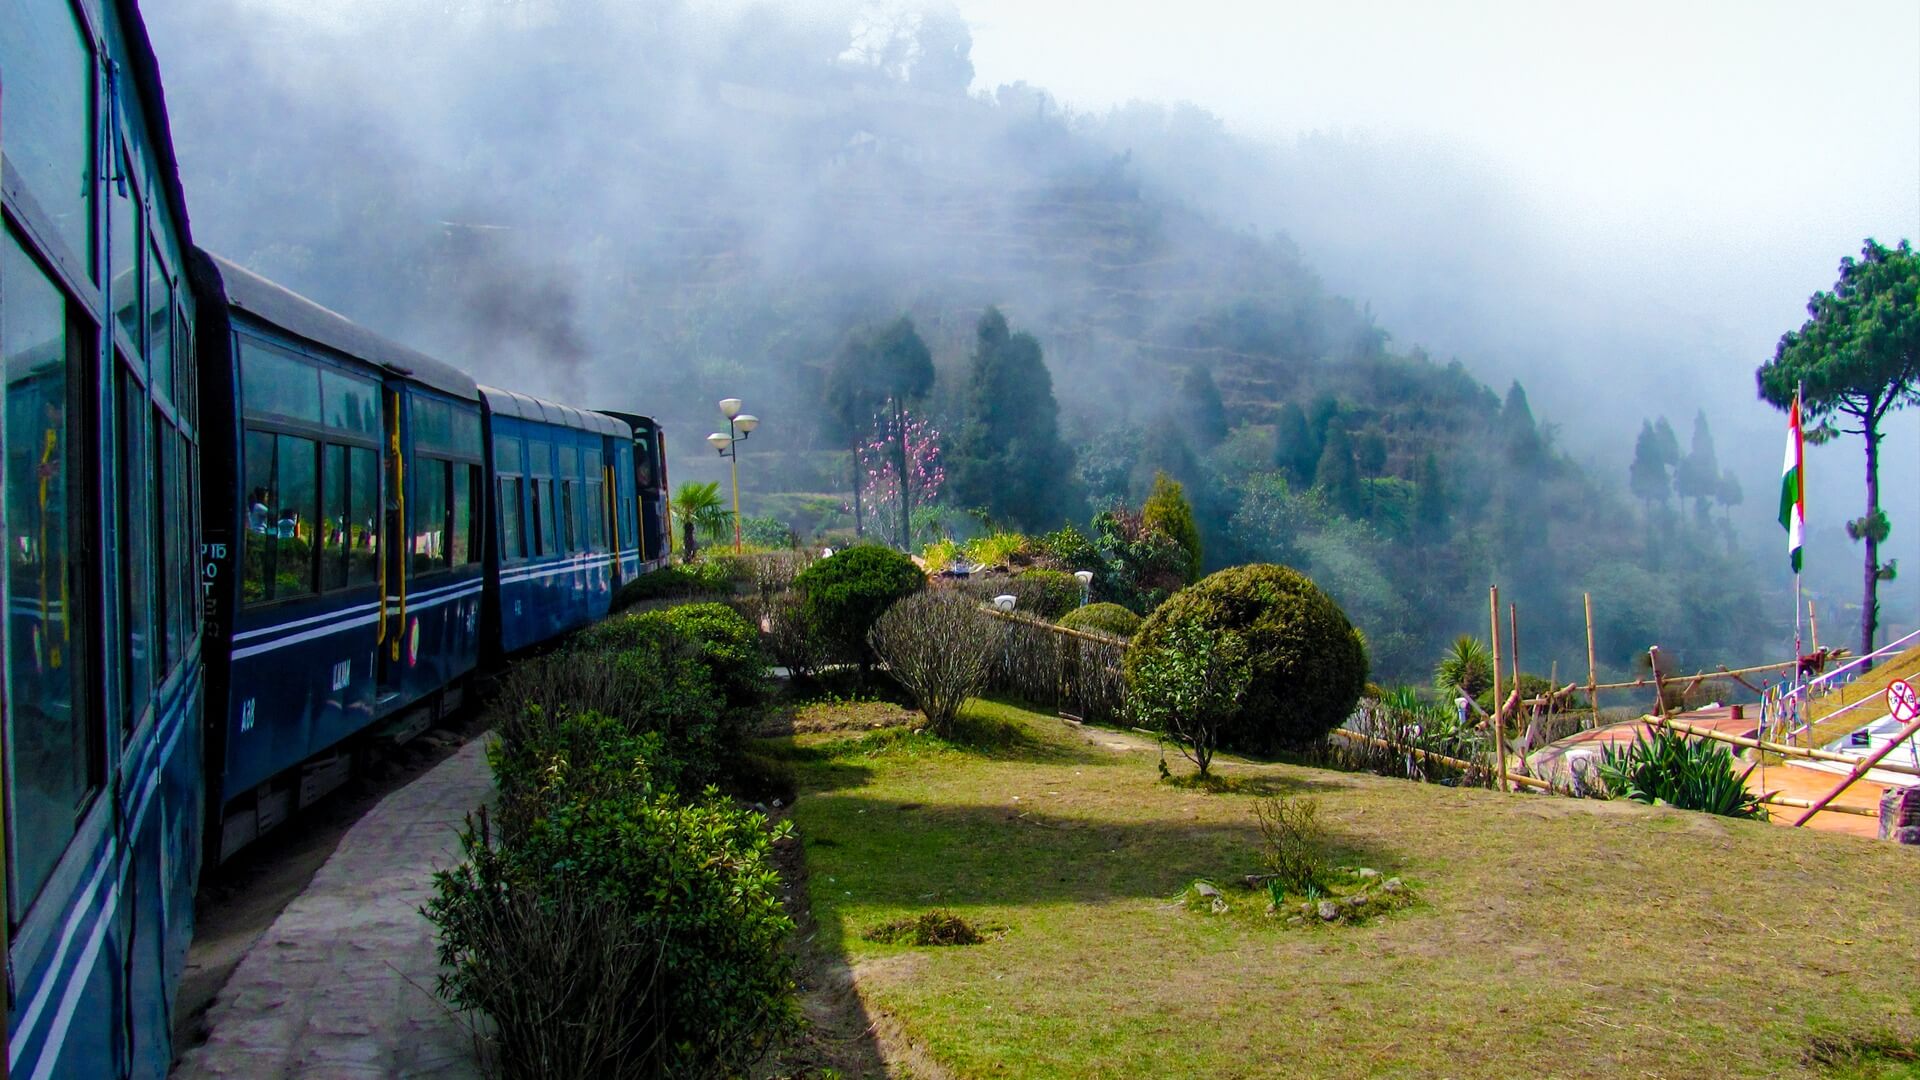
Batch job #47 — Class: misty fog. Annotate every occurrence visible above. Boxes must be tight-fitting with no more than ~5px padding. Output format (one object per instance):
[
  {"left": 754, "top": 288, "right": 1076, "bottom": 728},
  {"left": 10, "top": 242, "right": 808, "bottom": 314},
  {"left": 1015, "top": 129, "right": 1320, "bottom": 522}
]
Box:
[{"left": 144, "top": 0, "right": 1917, "bottom": 676}]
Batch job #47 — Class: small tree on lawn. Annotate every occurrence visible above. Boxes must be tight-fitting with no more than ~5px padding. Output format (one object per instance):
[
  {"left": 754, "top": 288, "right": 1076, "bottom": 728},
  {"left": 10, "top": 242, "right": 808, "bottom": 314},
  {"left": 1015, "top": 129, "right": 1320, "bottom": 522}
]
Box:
[{"left": 1128, "top": 622, "right": 1251, "bottom": 778}]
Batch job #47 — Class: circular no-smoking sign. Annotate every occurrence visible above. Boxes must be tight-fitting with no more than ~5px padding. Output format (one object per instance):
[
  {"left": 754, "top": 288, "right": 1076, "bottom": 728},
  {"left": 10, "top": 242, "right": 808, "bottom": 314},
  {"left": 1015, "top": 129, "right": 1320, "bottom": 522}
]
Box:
[{"left": 1890, "top": 679, "right": 1920, "bottom": 724}]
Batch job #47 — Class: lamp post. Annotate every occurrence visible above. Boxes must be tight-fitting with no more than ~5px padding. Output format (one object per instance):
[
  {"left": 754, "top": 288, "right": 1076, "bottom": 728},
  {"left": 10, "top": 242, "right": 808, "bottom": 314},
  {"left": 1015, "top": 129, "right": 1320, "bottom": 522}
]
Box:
[
  {"left": 707, "top": 398, "right": 759, "bottom": 553},
  {"left": 1074, "top": 570, "right": 1094, "bottom": 608}
]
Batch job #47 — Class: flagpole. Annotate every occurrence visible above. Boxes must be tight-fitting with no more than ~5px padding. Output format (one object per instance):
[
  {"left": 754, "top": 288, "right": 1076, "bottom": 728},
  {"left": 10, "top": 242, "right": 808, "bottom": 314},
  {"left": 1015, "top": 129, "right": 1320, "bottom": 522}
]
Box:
[{"left": 1791, "top": 382, "right": 1804, "bottom": 746}]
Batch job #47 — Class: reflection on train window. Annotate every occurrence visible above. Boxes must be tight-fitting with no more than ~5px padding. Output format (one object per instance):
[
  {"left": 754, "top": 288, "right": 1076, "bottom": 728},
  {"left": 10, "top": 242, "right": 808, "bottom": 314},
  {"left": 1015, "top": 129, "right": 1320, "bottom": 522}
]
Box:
[
  {"left": 587, "top": 480, "right": 607, "bottom": 551},
  {"left": 349, "top": 447, "right": 380, "bottom": 586},
  {"left": 528, "top": 478, "right": 546, "bottom": 557},
  {"left": 412, "top": 397, "right": 451, "bottom": 452},
  {"left": 322, "top": 368, "right": 378, "bottom": 435},
  {"left": 2, "top": 230, "right": 98, "bottom": 918},
  {"left": 540, "top": 479, "right": 558, "bottom": 557},
  {"left": 118, "top": 365, "right": 154, "bottom": 730},
  {"left": 321, "top": 445, "right": 349, "bottom": 591},
  {"left": 152, "top": 407, "right": 172, "bottom": 675},
  {"left": 111, "top": 144, "right": 143, "bottom": 348},
  {"left": 240, "top": 341, "right": 322, "bottom": 424},
  {"left": 451, "top": 408, "right": 482, "bottom": 458},
  {"left": 412, "top": 458, "right": 450, "bottom": 572},
  {"left": 0, "top": 1, "right": 95, "bottom": 273},
  {"left": 560, "top": 480, "right": 577, "bottom": 552},
  {"left": 452, "top": 464, "right": 478, "bottom": 566},
  {"left": 499, "top": 476, "right": 526, "bottom": 561},
  {"left": 160, "top": 422, "right": 187, "bottom": 669},
  {"left": 148, "top": 243, "right": 173, "bottom": 401},
  {"left": 242, "top": 432, "right": 319, "bottom": 604}
]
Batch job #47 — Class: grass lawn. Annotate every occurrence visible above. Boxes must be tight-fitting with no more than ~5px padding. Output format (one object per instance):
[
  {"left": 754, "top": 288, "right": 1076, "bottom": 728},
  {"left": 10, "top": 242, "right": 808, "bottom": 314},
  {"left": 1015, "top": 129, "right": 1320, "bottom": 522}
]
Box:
[{"left": 770, "top": 698, "right": 1920, "bottom": 1079}]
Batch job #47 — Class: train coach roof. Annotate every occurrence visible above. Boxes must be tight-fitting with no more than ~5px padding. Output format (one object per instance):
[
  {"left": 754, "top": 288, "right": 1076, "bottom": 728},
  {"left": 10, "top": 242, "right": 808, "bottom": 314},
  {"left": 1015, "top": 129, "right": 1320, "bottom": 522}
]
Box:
[
  {"left": 197, "top": 252, "right": 479, "bottom": 400},
  {"left": 478, "top": 385, "right": 630, "bottom": 438}
]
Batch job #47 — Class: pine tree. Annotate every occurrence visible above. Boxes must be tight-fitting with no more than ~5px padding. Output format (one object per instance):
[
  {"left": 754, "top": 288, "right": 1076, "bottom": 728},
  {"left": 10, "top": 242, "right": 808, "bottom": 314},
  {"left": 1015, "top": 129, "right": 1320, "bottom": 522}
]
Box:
[
  {"left": 1174, "top": 364, "right": 1228, "bottom": 450},
  {"left": 1414, "top": 451, "right": 1448, "bottom": 538},
  {"left": 1503, "top": 381, "right": 1544, "bottom": 468},
  {"left": 1628, "top": 420, "right": 1672, "bottom": 514},
  {"left": 1673, "top": 410, "right": 1720, "bottom": 523},
  {"left": 1142, "top": 471, "right": 1202, "bottom": 582},
  {"left": 1273, "top": 400, "right": 1315, "bottom": 487},
  {"left": 1314, "top": 425, "right": 1362, "bottom": 517},
  {"left": 948, "top": 308, "right": 1080, "bottom": 529}
]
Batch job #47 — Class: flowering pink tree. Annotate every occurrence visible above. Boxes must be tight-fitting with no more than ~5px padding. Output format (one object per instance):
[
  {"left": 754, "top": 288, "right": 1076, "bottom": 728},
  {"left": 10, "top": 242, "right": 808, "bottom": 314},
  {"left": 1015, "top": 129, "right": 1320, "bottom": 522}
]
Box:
[{"left": 851, "top": 402, "right": 945, "bottom": 548}]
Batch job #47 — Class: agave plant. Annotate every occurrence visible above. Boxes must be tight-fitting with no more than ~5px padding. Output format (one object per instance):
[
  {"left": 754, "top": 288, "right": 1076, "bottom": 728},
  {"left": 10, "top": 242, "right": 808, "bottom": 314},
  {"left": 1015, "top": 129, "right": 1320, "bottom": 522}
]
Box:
[{"left": 1596, "top": 726, "right": 1767, "bottom": 820}]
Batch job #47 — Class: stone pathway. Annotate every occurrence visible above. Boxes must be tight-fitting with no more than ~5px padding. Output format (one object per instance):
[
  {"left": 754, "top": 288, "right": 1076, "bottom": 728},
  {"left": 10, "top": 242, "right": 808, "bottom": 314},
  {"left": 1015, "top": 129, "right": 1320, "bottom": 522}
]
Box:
[{"left": 175, "top": 738, "right": 492, "bottom": 1079}]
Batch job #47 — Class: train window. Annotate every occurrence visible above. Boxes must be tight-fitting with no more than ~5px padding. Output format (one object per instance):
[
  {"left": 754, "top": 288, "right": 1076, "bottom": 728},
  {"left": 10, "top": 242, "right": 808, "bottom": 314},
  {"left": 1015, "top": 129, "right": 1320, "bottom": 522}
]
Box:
[
  {"left": 164, "top": 425, "right": 188, "bottom": 667},
  {"left": 2, "top": 230, "right": 98, "bottom": 917},
  {"left": 242, "top": 432, "right": 319, "bottom": 604},
  {"left": 152, "top": 410, "right": 174, "bottom": 675},
  {"left": 587, "top": 479, "right": 606, "bottom": 552},
  {"left": 451, "top": 408, "right": 482, "bottom": 459},
  {"left": 347, "top": 447, "right": 380, "bottom": 586},
  {"left": 499, "top": 476, "right": 526, "bottom": 561},
  {"left": 559, "top": 444, "right": 578, "bottom": 480},
  {"left": 117, "top": 364, "right": 153, "bottom": 731},
  {"left": 412, "top": 458, "right": 450, "bottom": 572},
  {"left": 528, "top": 479, "right": 546, "bottom": 557},
  {"left": 412, "top": 397, "right": 451, "bottom": 452},
  {"left": 494, "top": 434, "right": 522, "bottom": 475},
  {"left": 148, "top": 244, "right": 173, "bottom": 402},
  {"left": 322, "top": 369, "right": 378, "bottom": 436},
  {"left": 320, "top": 445, "right": 349, "bottom": 592},
  {"left": 540, "top": 479, "right": 558, "bottom": 557},
  {"left": 560, "top": 481, "right": 577, "bottom": 552},
  {"left": 633, "top": 431, "right": 657, "bottom": 489},
  {"left": 452, "top": 464, "right": 478, "bottom": 566},
  {"left": 110, "top": 144, "right": 144, "bottom": 349},
  {"left": 0, "top": 1, "right": 95, "bottom": 273},
  {"left": 176, "top": 306, "right": 197, "bottom": 429},
  {"left": 241, "top": 341, "right": 322, "bottom": 424}
]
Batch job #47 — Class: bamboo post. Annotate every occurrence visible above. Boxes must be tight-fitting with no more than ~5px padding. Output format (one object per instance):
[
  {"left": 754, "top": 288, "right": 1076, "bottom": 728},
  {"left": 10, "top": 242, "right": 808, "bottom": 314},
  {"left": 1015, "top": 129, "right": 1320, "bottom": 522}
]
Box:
[
  {"left": 1757, "top": 791, "right": 1877, "bottom": 818},
  {"left": 1584, "top": 592, "right": 1599, "bottom": 728},
  {"left": 1509, "top": 602, "right": 1522, "bottom": 699},
  {"left": 1791, "top": 713, "right": 1920, "bottom": 826},
  {"left": 1808, "top": 600, "right": 1819, "bottom": 654},
  {"left": 1648, "top": 646, "right": 1668, "bottom": 718},
  {"left": 1489, "top": 586, "right": 1509, "bottom": 793},
  {"left": 1327, "top": 729, "right": 1552, "bottom": 791}
]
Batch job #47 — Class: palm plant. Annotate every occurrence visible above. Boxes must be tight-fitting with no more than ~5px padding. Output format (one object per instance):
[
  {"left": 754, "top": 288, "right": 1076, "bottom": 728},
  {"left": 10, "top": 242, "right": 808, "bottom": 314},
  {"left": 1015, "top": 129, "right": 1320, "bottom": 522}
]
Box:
[
  {"left": 670, "top": 481, "right": 732, "bottom": 562},
  {"left": 1433, "top": 635, "right": 1493, "bottom": 702}
]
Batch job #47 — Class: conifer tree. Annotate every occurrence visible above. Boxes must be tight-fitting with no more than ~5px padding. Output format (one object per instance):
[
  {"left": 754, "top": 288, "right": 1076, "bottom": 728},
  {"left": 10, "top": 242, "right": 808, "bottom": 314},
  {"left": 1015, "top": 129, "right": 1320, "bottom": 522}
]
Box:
[
  {"left": 1673, "top": 410, "right": 1721, "bottom": 523},
  {"left": 1174, "top": 364, "right": 1229, "bottom": 450},
  {"left": 949, "top": 308, "right": 1080, "bottom": 529},
  {"left": 1314, "top": 425, "right": 1362, "bottom": 517},
  {"left": 1273, "top": 400, "right": 1316, "bottom": 487},
  {"left": 1142, "top": 471, "right": 1203, "bottom": 582}
]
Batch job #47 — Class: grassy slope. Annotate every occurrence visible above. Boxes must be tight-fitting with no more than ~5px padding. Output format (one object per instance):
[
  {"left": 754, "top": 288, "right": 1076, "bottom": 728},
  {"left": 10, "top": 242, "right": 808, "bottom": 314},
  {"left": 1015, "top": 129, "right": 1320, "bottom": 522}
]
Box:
[
  {"left": 1808, "top": 643, "right": 1920, "bottom": 746},
  {"left": 775, "top": 700, "right": 1920, "bottom": 1079}
]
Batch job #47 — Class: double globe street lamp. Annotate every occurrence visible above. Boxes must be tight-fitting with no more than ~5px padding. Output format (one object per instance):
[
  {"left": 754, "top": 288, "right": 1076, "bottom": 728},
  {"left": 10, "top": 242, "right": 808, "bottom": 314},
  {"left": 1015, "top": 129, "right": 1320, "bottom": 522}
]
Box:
[{"left": 707, "top": 398, "right": 759, "bottom": 553}]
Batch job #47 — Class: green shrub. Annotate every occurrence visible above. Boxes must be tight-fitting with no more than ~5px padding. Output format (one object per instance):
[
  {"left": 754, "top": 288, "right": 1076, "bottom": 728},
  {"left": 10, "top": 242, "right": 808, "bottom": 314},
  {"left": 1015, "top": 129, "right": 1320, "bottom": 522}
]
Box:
[
  {"left": 1253, "top": 795, "right": 1327, "bottom": 894},
  {"left": 1598, "top": 726, "right": 1767, "bottom": 819},
  {"left": 738, "top": 515, "right": 797, "bottom": 549},
  {"left": 1058, "top": 602, "right": 1141, "bottom": 638},
  {"left": 1032, "top": 524, "right": 1103, "bottom": 572},
  {"left": 510, "top": 625, "right": 730, "bottom": 791},
  {"left": 427, "top": 785, "right": 796, "bottom": 1077},
  {"left": 611, "top": 561, "right": 734, "bottom": 609},
  {"left": 793, "top": 544, "right": 926, "bottom": 665},
  {"left": 1126, "top": 564, "right": 1369, "bottom": 754},
  {"left": 867, "top": 591, "right": 998, "bottom": 735},
  {"left": 1013, "top": 568, "right": 1082, "bottom": 619},
  {"left": 658, "top": 603, "right": 768, "bottom": 707}
]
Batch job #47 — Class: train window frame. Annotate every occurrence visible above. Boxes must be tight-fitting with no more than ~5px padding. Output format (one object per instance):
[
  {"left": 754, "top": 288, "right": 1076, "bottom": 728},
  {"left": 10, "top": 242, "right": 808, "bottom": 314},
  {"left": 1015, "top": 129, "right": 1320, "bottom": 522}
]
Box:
[
  {"left": 108, "top": 140, "right": 144, "bottom": 353},
  {"left": 115, "top": 359, "right": 154, "bottom": 735},
  {"left": 2, "top": 226, "right": 105, "bottom": 923},
  {"left": 410, "top": 455, "right": 452, "bottom": 575},
  {"left": 0, "top": 0, "right": 98, "bottom": 280},
  {"left": 499, "top": 475, "right": 527, "bottom": 563}
]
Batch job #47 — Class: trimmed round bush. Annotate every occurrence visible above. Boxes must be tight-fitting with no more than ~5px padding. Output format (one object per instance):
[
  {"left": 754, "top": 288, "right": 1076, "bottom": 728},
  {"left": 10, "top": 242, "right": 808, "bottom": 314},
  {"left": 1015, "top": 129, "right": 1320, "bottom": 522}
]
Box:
[
  {"left": 1059, "top": 602, "right": 1142, "bottom": 639},
  {"left": 793, "top": 544, "right": 926, "bottom": 664},
  {"left": 1013, "top": 568, "right": 1082, "bottom": 619},
  {"left": 1125, "top": 564, "right": 1369, "bottom": 753}
]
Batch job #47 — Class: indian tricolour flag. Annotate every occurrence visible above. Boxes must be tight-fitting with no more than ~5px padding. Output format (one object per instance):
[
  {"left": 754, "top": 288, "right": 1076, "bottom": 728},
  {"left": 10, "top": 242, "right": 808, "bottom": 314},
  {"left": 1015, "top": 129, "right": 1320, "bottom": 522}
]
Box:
[{"left": 1779, "top": 390, "right": 1805, "bottom": 573}]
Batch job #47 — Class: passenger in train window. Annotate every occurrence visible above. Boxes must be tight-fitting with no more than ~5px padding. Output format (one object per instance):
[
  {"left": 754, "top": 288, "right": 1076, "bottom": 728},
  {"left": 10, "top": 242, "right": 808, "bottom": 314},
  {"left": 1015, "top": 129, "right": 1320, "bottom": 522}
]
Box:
[{"left": 248, "top": 486, "right": 271, "bottom": 533}]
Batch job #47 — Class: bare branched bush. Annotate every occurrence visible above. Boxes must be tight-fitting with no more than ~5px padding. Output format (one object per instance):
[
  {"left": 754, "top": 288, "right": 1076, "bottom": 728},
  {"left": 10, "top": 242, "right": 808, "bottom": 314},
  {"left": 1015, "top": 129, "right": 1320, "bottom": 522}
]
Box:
[
  {"left": 867, "top": 591, "right": 997, "bottom": 735},
  {"left": 1253, "top": 796, "right": 1327, "bottom": 894},
  {"left": 760, "top": 589, "right": 827, "bottom": 681}
]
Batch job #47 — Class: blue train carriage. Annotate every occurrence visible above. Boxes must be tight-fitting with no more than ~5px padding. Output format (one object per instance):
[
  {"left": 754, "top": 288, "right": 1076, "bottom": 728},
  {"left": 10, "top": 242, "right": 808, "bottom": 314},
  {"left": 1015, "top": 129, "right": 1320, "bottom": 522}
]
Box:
[
  {"left": 601, "top": 411, "right": 671, "bottom": 575},
  {"left": 3, "top": 0, "right": 206, "bottom": 1075},
  {"left": 480, "top": 387, "right": 630, "bottom": 655},
  {"left": 194, "top": 254, "right": 484, "bottom": 864}
]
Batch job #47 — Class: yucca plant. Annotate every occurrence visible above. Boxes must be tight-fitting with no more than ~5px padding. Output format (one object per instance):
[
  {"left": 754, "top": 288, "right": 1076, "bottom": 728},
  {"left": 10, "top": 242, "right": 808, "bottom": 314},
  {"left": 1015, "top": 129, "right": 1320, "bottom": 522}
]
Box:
[
  {"left": 1433, "top": 635, "right": 1493, "bottom": 702},
  {"left": 1597, "top": 726, "right": 1768, "bottom": 820}
]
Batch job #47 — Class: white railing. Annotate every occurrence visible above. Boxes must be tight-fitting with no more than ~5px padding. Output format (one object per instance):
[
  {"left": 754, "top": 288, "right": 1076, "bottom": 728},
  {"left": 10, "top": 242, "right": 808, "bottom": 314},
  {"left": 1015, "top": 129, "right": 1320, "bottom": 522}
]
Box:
[{"left": 1803, "top": 626, "right": 1920, "bottom": 694}]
